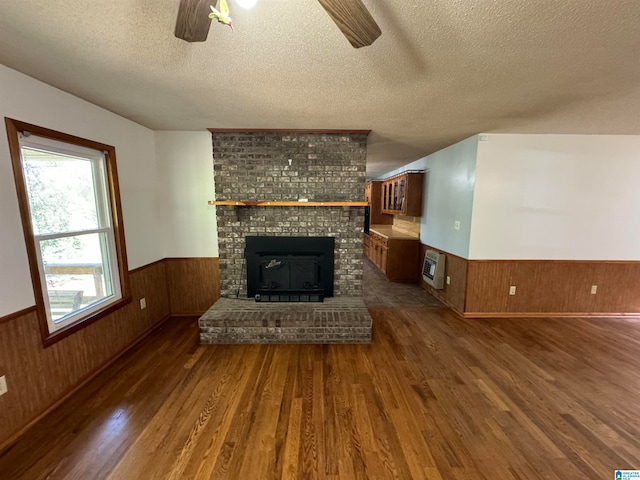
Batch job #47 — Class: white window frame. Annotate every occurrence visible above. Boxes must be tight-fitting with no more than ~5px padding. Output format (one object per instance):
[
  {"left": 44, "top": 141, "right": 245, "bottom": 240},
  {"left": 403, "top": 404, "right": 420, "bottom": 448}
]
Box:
[{"left": 18, "top": 134, "right": 123, "bottom": 333}]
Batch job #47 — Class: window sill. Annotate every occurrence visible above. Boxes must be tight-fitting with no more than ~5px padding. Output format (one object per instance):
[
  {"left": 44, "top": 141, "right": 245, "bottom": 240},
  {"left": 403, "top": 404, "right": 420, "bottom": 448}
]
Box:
[{"left": 41, "top": 295, "right": 132, "bottom": 347}]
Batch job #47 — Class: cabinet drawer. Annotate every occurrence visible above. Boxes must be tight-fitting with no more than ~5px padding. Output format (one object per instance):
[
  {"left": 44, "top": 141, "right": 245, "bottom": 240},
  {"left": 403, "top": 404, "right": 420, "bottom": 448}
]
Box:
[{"left": 370, "top": 232, "right": 388, "bottom": 245}]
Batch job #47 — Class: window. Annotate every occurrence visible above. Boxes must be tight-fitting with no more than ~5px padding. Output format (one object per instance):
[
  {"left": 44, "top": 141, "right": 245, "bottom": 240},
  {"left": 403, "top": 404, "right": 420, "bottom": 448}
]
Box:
[{"left": 5, "top": 119, "right": 130, "bottom": 345}]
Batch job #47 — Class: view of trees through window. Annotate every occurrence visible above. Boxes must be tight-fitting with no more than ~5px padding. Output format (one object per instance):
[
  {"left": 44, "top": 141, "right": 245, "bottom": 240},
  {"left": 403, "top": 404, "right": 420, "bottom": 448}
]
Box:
[
  {"left": 23, "top": 153, "right": 87, "bottom": 257},
  {"left": 21, "top": 146, "right": 114, "bottom": 323}
]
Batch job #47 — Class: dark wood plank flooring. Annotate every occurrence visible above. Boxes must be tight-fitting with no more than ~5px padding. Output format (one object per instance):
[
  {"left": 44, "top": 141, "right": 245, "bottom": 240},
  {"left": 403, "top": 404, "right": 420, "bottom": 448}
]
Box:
[{"left": 1, "top": 284, "right": 640, "bottom": 478}]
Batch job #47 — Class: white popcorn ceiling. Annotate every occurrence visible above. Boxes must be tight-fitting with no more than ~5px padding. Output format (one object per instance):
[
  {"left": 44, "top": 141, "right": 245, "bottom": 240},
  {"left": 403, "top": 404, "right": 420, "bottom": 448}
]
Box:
[{"left": 1, "top": 0, "right": 639, "bottom": 178}]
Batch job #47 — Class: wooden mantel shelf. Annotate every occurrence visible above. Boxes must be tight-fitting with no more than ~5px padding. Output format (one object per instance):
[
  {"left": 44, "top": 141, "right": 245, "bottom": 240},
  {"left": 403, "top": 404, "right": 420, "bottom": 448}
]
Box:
[{"left": 209, "top": 200, "right": 368, "bottom": 207}]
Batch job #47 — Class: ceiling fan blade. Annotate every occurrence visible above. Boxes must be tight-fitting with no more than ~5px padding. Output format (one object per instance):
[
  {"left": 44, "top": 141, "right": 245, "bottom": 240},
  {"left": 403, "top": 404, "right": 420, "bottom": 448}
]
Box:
[
  {"left": 317, "top": 0, "right": 382, "bottom": 48},
  {"left": 175, "top": 0, "right": 213, "bottom": 42}
]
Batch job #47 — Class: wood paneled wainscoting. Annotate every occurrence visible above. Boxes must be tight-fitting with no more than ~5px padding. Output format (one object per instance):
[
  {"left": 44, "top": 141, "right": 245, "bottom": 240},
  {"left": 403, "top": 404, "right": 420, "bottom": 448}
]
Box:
[
  {"left": 0, "top": 257, "right": 220, "bottom": 452},
  {"left": 418, "top": 243, "right": 468, "bottom": 315},
  {"left": 165, "top": 257, "right": 220, "bottom": 315},
  {"left": 417, "top": 244, "right": 640, "bottom": 317},
  {"left": 465, "top": 260, "right": 640, "bottom": 317}
]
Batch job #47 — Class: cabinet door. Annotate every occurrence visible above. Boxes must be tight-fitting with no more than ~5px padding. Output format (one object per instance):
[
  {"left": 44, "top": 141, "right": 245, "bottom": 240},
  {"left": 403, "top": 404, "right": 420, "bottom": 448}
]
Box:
[
  {"left": 382, "top": 183, "right": 388, "bottom": 210},
  {"left": 393, "top": 180, "right": 399, "bottom": 210},
  {"left": 375, "top": 237, "right": 383, "bottom": 268},
  {"left": 380, "top": 246, "right": 388, "bottom": 274},
  {"left": 382, "top": 180, "right": 393, "bottom": 213},
  {"left": 372, "top": 242, "right": 378, "bottom": 267},
  {"left": 403, "top": 173, "right": 424, "bottom": 216},
  {"left": 384, "top": 238, "right": 420, "bottom": 282}
]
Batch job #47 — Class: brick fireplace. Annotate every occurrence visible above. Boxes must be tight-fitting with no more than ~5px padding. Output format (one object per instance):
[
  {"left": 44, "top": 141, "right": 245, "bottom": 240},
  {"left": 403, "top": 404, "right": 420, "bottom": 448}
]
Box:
[{"left": 198, "top": 131, "right": 372, "bottom": 344}]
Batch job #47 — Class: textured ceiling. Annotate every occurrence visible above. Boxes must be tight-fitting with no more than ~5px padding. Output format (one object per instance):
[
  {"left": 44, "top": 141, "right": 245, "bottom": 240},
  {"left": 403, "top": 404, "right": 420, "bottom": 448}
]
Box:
[{"left": 1, "top": 0, "right": 639, "bottom": 177}]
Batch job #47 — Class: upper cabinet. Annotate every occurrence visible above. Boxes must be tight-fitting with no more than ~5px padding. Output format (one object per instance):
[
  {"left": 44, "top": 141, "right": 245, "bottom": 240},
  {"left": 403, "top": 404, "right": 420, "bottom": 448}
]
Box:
[
  {"left": 365, "top": 180, "right": 393, "bottom": 225},
  {"left": 381, "top": 172, "right": 424, "bottom": 216}
]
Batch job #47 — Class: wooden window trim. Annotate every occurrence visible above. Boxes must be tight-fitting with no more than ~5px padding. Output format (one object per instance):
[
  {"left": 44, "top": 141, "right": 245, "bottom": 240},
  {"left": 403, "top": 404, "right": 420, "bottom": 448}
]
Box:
[{"left": 5, "top": 118, "right": 131, "bottom": 347}]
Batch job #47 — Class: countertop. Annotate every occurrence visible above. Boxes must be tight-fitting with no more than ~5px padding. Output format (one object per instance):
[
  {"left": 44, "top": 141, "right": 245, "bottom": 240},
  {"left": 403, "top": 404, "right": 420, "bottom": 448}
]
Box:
[{"left": 368, "top": 225, "right": 420, "bottom": 240}]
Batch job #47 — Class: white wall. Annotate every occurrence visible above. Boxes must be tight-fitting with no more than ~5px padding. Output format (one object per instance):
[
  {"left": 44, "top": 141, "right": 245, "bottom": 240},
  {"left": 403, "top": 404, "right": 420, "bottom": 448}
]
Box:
[
  {"left": 470, "top": 134, "right": 640, "bottom": 260},
  {"left": 0, "top": 65, "right": 163, "bottom": 316},
  {"left": 378, "top": 136, "right": 478, "bottom": 258},
  {"left": 155, "top": 131, "right": 218, "bottom": 257}
]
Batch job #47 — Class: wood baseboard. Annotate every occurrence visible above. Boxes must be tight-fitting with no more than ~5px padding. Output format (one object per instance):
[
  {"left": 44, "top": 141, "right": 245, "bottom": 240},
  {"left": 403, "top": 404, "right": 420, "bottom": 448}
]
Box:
[
  {"left": 0, "top": 313, "right": 172, "bottom": 455},
  {"left": 463, "top": 311, "right": 640, "bottom": 319},
  {"left": 419, "top": 278, "right": 640, "bottom": 319}
]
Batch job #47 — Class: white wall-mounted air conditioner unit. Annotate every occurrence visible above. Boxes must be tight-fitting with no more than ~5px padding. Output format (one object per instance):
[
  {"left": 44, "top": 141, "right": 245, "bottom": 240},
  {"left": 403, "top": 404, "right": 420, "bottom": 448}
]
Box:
[{"left": 422, "top": 250, "right": 445, "bottom": 289}]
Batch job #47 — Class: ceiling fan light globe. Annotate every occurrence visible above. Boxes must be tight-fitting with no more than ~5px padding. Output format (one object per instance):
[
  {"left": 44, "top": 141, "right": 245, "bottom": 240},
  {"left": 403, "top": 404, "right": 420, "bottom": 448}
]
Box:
[{"left": 234, "top": 0, "right": 257, "bottom": 9}]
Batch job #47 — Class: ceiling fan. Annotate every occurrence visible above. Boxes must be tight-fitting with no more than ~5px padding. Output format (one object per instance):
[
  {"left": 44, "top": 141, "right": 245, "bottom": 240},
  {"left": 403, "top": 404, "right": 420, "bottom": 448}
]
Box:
[{"left": 174, "top": 0, "right": 381, "bottom": 48}]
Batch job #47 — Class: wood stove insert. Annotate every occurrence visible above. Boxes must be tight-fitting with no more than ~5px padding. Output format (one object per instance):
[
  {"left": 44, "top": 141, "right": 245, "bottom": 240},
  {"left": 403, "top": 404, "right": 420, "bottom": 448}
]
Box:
[{"left": 245, "top": 236, "right": 335, "bottom": 302}]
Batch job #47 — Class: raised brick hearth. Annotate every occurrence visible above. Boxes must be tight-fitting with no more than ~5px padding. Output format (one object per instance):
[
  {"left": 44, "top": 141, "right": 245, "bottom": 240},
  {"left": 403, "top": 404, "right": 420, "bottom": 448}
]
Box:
[
  {"left": 199, "top": 298, "right": 371, "bottom": 344},
  {"left": 199, "top": 131, "right": 373, "bottom": 344}
]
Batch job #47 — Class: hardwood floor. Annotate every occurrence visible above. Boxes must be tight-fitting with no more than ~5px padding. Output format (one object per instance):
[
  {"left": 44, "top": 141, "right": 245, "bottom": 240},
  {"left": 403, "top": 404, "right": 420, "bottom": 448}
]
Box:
[{"left": 1, "top": 307, "right": 640, "bottom": 478}]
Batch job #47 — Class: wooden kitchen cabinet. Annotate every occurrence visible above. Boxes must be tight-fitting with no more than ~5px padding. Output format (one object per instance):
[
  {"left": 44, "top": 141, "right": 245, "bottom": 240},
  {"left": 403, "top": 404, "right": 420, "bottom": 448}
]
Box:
[
  {"left": 380, "top": 243, "right": 388, "bottom": 274},
  {"left": 365, "top": 181, "right": 393, "bottom": 226},
  {"left": 365, "top": 230, "right": 419, "bottom": 282},
  {"left": 368, "top": 232, "right": 388, "bottom": 273},
  {"left": 381, "top": 172, "right": 424, "bottom": 217}
]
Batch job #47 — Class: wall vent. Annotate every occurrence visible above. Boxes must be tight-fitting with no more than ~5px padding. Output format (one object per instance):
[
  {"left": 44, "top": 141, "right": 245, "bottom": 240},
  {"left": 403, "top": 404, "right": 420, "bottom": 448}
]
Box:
[{"left": 422, "top": 250, "right": 445, "bottom": 289}]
